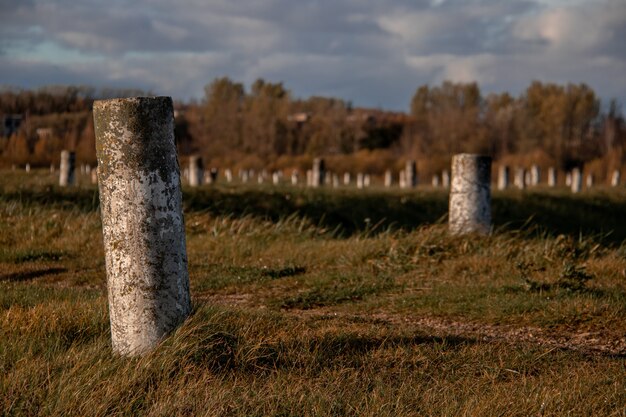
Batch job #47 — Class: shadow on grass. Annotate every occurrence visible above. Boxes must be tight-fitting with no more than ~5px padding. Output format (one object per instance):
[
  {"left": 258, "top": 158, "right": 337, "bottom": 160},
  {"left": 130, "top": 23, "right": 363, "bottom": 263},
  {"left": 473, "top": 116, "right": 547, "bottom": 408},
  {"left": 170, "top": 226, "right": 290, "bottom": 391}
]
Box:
[
  {"left": 2, "top": 184, "right": 626, "bottom": 242},
  {"left": 0, "top": 267, "right": 68, "bottom": 282}
]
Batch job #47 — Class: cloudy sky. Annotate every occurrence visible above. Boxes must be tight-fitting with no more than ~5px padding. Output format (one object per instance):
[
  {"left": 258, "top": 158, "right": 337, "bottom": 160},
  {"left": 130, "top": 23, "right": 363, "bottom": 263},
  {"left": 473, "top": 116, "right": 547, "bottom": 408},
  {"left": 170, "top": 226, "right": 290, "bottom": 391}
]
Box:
[{"left": 1, "top": 0, "right": 625, "bottom": 110}]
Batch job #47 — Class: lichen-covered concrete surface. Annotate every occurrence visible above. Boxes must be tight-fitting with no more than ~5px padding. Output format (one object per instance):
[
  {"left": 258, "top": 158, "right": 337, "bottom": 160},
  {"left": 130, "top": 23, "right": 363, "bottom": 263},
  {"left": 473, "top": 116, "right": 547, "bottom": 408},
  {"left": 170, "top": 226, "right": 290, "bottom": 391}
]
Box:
[
  {"left": 59, "top": 150, "right": 75, "bottom": 187},
  {"left": 93, "top": 97, "right": 191, "bottom": 356},
  {"left": 449, "top": 154, "right": 491, "bottom": 235}
]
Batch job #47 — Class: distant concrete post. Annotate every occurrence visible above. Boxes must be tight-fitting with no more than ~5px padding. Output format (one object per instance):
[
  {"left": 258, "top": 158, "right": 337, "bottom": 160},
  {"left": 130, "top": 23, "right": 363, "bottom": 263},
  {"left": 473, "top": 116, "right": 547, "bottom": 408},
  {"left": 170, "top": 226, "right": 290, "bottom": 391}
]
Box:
[
  {"left": 356, "top": 173, "right": 364, "bottom": 189},
  {"left": 432, "top": 174, "right": 440, "bottom": 188},
  {"left": 224, "top": 169, "right": 233, "bottom": 183},
  {"left": 291, "top": 170, "right": 299, "bottom": 185},
  {"left": 405, "top": 160, "right": 417, "bottom": 188},
  {"left": 565, "top": 172, "right": 572, "bottom": 187},
  {"left": 441, "top": 169, "right": 450, "bottom": 188},
  {"left": 50, "top": 164, "right": 55, "bottom": 173},
  {"left": 306, "top": 169, "right": 313, "bottom": 187},
  {"left": 548, "top": 167, "right": 557, "bottom": 187},
  {"left": 449, "top": 154, "right": 491, "bottom": 235},
  {"left": 384, "top": 170, "right": 393, "bottom": 187},
  {"left": 571, "top": 168, "right": 582, "bottom": 193},
  {"left": 241, "top": 170, "right": 249, "bottom": 183},
  {"left": 399, "top": 171, "right": 407, "bottom": 188},
  {"left": 59, "top": 150, "right": 76, "bottom": 187},
  {"left": 312, "top": 158, "right": 325, "bottom": 187},
  {"left": 514, "top": 168, "right": 526, "bottom": 190},
  {"left": 188, "top": 155, "right": 203, "bottom": 187},
  {"left": 93, "top": 97, "right": 191, "bottom": 356},
  {"left": 91, "top": 167, "right": 98, "bottom": 184},
  {"left": 530, "top": 165, "right": 540, "bottom": 186},
  {"left": 25, "top": 163, "right": 30, "bottom": 173},
  {"left": 497, "top": 165, "right": 509, "bottom": 190},
  {"left": 343, "top": 172, "right": 351, "bottom": 186},
  {"left": 611, "top": 170, "right": 620, "bottom": 187},
  {"left": 272, "top": 171, "right": 280, "bottom": 185},
  {"left": 586, "top": 173, "right": 594, "bottom": 188},
  {"left": 332, "top": 173, "right": 340, "bottom": 188},
  {"left": 364, "top": 174, "right": 371, "bottom": 187}
]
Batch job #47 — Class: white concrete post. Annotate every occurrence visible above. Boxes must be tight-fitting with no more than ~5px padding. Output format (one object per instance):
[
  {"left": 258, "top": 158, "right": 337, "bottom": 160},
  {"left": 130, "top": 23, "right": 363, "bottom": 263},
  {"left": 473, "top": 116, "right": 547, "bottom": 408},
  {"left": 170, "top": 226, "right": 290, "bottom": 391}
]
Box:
[
  {"left": 449, "top": 154, "right": 491, "bottom": 235},
  {"left": 565, "top": 172, "right": 572, "bottom": 187},
  {"left": 571, "top": 168, "right": 582, "bottom": 193},
  {"left": 356, "top": 173, "right": 364, "bottom": 189},
  {"left": 93, "top": 97, "right": 191, "bottom": 356},
  {"left": 332, "top": 173, "right": 340, "bottom": 188},
  {"left": 586, "top": 173, "right": 594, "bottom": 188},
  {"left": 364, "top": 174, "right": 371, "bottom": 187},
  {"left": 59, "top": 150, "right": 75, "bottom": 187},
  {"left": 272, "top": 171, "right": 280, "bottom": 185},
  {"left": 441, "top": 169, "right": 450, "bottom": 188},
  {"left": 497, "top": 165, "right": 509, "bottom": 190},
  {"left": 530, "top": 165, "right": 540, "bottom": 186},
  {"left": 306, "top": 169, "right": 313, "bottom": 187},
  {"left": 384, "top": 170, "right": 393, "bottom": 187},
  {"left": 343, "top": 172, "right": 351, "bottom": 186},
  {"left": 432, "top": 175, "right": 440, "bottom": 188},
  {"left": 548, "top": 167, "right": 557, "bottom": 187},
  {"left": 399, "top": 171, "right": 407, "bottom": 188},
  {"left": 188, "top": 155, "right": 203, "bottom": 187},
  {"left": 405, "top": 160, "right": 417, "bottom": 188},
  {"left": 611, "top": 170, "right": 620, "bottom": 187},
  {"left": 224, "top": 168, "right": 233, "bottom": 183},
  {"left": 312, "top": 158, "right": 325, "bottom": 187},
  {"left": 91, "top": 167, "right": 98, "bottom": 185},
  {"left": 514, "top": 168, "right": 526, "bottom": 190},
  {"left": 291, "top": 170, "right": 299, "bottom": 185}
]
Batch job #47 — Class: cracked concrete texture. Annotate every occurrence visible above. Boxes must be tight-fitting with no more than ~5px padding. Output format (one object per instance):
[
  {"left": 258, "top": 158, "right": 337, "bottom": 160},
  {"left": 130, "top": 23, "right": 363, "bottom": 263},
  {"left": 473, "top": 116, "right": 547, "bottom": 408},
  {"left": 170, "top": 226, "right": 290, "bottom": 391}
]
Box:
[
  {"left": 449, "top": 154, "right": 491, "bottom": 235},
  {"left": 93, "top": 97, "right": 191, "bottom": 356}
]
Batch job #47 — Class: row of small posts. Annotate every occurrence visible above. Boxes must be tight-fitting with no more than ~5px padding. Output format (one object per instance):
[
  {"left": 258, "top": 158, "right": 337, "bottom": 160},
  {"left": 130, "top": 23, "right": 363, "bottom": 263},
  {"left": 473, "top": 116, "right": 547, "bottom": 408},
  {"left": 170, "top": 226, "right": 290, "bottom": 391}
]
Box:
[{"left": 88, "top": 97, "right": 616, "bottom": 357}]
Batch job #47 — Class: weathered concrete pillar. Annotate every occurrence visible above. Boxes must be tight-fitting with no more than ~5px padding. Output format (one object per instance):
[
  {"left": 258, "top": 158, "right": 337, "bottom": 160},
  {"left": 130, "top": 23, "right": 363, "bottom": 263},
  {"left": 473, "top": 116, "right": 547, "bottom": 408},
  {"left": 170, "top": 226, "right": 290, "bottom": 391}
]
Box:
[
  {"left": 25, "top": 163, "right": 30, "bottom": 173},
  {"left": 364, "top": 174, "right": 371, "bottom": 187},
  {"left": 611, "top": 170, "right": 620, "bottom": 187},
  {"left": 91, "top": 167, "right": 98, "bottom": 185},
  {"left": 188, "top": 155, "right": 203, "bottom": 187},
  {"left": 514, "top": 168, "right": 525, "bottom": 190},
  {"left": 59, "top": 150, "right": 76, "bottom": 187},
  {"left": 332, "top": 173, "right": 340, "bottom": 188},
  {"left": 312, "top": 158, "right": 325, "bottom": 187},
  {"left": 291, "top": 170, "right": 299, "bottom": 185},
  {"left": 405, "top": 160, "right": 417, "bottom": 188},
  {"left": 565, "top": 172, "right": 572, "bottom": 187},
  {"left": 306, "top": 169, "right": 313, "bottom": 187},
  {"left": 449, "top": 154, "right": 491, "bottom": 235},
  {"left": 585, "top": 173, "right": 594, "bottom": 188},
  {"left": 497, "top": 165, "right": 509, "bottom": 190},
  {"left": 441, "top": 169, "right": 450, "bottom": 188},
  {"left": 50, "top": 163, "right": 55, "bottom": 173},
  {"left": 384, "top": 170, "right": 393, "bottom": 187},
  {"left": 224, "top": 168, "right": 233, "bottom": 183},
  {"left": 241, "top": 170, "right": 249, "bottom": 183},
  {"left": 432, "top": 175, "right": 440, "bottom": 188},
  {"left": 272, "top": 171, "right": 280, "bottom": 185},
  {"left": 343, "top": 172, "right": 351, "bottom": 185},
  {"left": 571, "top": 168, "right": 582, "bottom": 193},
  {"left": 524, "top": 170, "right": 532, "bottom": 187},
  {"left": 93, "top": 97, "right": 191, "bottom": 356},
  {"left": 530, "top": 165, "right": 540, "bottom": 186},
  {"left": 548, "top": 167, "right": 557, "bottom": 187}
]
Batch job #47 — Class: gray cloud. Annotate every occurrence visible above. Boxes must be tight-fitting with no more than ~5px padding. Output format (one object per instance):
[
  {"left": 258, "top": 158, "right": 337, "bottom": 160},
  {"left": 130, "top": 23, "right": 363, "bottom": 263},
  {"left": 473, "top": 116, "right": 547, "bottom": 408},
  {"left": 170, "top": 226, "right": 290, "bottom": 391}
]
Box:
[{"left": 0, "top": 0, "right": 625, "bottom": 110}]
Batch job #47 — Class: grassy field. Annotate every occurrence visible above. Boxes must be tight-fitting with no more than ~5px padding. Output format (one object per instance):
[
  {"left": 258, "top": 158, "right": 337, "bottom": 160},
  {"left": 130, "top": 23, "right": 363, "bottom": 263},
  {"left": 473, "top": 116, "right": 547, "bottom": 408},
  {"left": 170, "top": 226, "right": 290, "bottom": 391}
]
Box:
[{"left": 1, "top": 169, "right": 625, "bottom": 416}]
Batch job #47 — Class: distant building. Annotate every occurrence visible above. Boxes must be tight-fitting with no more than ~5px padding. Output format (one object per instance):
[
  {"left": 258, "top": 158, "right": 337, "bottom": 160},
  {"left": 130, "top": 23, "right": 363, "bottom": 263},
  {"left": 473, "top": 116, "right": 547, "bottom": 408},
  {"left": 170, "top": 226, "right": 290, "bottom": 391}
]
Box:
[{"left": 2, "top": 115, "right": 23, "bottom": 137}]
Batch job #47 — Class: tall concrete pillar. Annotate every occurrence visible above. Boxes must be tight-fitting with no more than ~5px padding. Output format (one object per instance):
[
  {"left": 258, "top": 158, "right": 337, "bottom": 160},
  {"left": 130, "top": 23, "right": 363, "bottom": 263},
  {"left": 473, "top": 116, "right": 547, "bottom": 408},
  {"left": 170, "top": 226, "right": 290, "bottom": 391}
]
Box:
[
  {"left": 343, "top": 172, "right": 351, "bottom": 186},
  {"left": 547, "top": 167, "right": 557, "bottom": 187},
  {"left": 364, "top": 174, "right": 371, "bottom": 187},
  {"left": 312, "top": 158, "right": 325, "bottom": 187},
  {"left": 571, "top": 168, "right": 582, "bottom": 193},
  {"left": 93, "top": 97, "right": 191, "bottom": 356},
  {"left": 565, "top": 172, "right": 572, "bottom": 187},
  {"left": 188, "top": 155, "right": 203, "bottom": 186},
  {"left": 399, "top": 171, "right": 407, "bottom": 188},
  {"left": 611, "top": 170, "right": 620, "bottom": 187},
  {"left": 224, "top": 168, "right": 233, "bottom": 183},
  {"left": 59, "top": 150, "right": 76, "bottom": 187},
  {"left": 291, "top": 170, "right": 299, "bottom": 185},
  {"left": 405, "top": 160, "right": 417, "bottom": 188},
  {"left": 449, "top": 154, "right": 491, "bottom": 235},
  {"left": 497, "top": 165, "right": 509, "bottom": 190},
  {"left": 432, "top": 174, "right": 440, "bottom": 188}
]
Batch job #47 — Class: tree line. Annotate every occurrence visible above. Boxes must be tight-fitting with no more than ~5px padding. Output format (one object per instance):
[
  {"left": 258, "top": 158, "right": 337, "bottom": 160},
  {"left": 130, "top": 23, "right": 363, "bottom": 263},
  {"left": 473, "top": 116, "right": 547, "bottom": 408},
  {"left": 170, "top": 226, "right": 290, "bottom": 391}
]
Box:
[{"left": 0, "top": 80, "right": 624, "bottom": 179}]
